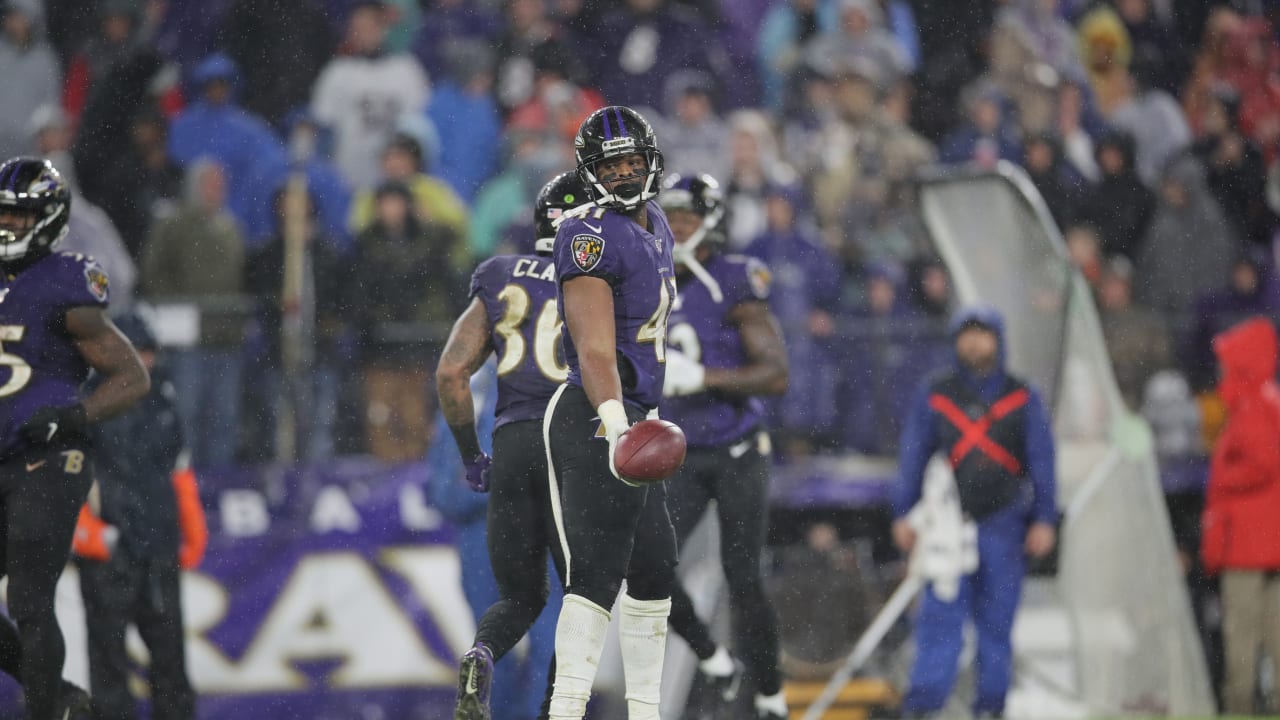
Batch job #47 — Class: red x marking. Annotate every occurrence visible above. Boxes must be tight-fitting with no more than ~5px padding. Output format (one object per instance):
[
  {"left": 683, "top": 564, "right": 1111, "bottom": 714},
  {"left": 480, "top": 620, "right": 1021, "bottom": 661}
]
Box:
[{"left": 929, "top": 389, "right": 1029, "bottom": 474}]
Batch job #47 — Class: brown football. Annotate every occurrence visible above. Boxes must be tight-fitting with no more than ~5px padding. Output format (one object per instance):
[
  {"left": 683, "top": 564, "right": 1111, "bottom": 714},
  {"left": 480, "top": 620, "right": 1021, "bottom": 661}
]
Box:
[{"left": 614, "top": 419, "right": 687, "bottom": 484}]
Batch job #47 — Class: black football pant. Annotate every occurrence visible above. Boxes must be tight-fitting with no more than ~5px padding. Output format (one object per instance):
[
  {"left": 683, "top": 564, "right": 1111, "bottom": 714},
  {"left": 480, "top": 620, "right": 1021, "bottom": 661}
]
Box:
[
  {"left": 474, "top": 420, "right": 566, "bottom": 661},
  {"left": 78, "top": 551, "right": 194, "bottom": 720},
  {"left": 544, "top": 384, "right": 676, "bottom": 609},
  {"left": 667, "top": 437, "right": 784, "bottom": 696},
  {"left": 0, "top": 436, "right": 94, "bottom": 719}
]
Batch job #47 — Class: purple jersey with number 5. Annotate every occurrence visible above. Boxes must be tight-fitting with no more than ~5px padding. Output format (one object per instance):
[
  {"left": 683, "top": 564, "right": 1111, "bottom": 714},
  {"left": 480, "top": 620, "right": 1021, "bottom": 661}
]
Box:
[
  {"left": 470, "top": 253, "right": 566, "bottom": 430},
  {"left": 661, "top": 254, "right": 772, "bottom": 448},
  {"left": 554, "top": 200, "right": 676, "bottom": 413},
  {"left": 0, "top": 252, "right": 110, "bottom": 458}
]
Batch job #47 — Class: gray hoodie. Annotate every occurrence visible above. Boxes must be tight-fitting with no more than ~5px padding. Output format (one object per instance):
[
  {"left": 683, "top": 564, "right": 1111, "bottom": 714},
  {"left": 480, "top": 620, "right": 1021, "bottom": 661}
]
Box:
[{"left": 0, "top": 0, "right": 61, "bottom": 159}]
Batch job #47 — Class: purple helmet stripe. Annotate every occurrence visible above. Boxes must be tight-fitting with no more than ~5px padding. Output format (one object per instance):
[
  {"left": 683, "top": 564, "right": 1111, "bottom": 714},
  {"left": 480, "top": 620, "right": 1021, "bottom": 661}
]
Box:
[
  {"left": 614, "top": 108, "right": 628, "bottom": 137},
  {"left": 602, "top": 110, "right": 614, "bottom": 140}
]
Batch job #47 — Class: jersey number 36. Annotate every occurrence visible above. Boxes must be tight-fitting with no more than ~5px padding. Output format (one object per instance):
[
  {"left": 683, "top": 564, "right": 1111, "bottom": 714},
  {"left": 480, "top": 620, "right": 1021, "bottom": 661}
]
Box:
[{"left": 495, "top": 285, "right": 569, "bottom": 382}]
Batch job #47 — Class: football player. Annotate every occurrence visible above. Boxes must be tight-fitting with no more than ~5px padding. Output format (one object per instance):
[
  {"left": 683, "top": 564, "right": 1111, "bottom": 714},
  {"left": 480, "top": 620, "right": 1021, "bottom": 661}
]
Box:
[
  {"left": 542, "top": 106, "right": 678, "bottom": 720},
  {"left": 438, "top": 172, "right": 585, "bottom": 720},
  {"left": 0, "top": 157, "right": 150, "bottom": 719},
  {"left": 659, "top": 172, "right": 791, "bottom": 720}
]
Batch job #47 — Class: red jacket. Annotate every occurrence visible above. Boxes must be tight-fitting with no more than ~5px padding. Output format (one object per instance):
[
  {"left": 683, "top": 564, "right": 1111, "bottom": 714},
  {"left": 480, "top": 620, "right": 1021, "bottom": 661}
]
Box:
[{"left": 1201, "top": 317, "right": 1280, "bottom": 574}]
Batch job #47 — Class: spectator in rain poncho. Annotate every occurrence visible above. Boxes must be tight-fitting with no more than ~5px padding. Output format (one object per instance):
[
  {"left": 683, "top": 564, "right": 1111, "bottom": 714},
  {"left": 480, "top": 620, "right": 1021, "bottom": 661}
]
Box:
[{"left": 1134, "top": 154, "right": 1239, "bottom": 318}]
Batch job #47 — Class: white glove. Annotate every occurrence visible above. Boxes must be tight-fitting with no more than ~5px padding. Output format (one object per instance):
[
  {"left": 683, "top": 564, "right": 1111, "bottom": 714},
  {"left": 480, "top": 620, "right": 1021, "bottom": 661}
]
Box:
[
  {"left": 596, "top": 399, "right": 633, "bottom": 484},
  {"left": 663, "top": 349, "right": 706, "bottom": 397}
]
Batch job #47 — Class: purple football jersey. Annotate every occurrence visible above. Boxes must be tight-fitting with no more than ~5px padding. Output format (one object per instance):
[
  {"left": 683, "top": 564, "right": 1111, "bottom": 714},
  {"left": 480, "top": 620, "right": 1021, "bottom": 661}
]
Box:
[
  {"left": 470, "top": 253, "right": 566, "bottom": 430},
  {"left": 554, "top": 200, "right": 676, "bottom": 412},
  {"left": 661, "top": 254, "right": 771, "bottom": 448},
  {"left": 0, "top": 252, "right": 110, "bottom": 457}
]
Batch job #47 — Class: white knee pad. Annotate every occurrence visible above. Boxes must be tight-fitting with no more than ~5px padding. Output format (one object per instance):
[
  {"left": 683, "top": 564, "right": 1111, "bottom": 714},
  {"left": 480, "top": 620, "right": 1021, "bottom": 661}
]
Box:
[
  {"left": 619, "top": 593, "right": 672, "bottom": 720},
  {"left": 548, "top": 594, "right": 611, "bottom": 720}
]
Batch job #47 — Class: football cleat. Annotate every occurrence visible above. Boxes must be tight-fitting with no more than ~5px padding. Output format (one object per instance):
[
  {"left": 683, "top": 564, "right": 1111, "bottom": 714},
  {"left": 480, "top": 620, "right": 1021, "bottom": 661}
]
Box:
[{"left": 454, "top": 642, "right": 494, "bottom": 720}]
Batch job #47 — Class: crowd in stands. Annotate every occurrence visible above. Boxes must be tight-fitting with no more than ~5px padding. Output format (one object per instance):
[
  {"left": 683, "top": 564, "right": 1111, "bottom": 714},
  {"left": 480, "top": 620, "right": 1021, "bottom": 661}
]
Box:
[{"left": 1, "top": 0, "right": 1276, "bottom": 474}]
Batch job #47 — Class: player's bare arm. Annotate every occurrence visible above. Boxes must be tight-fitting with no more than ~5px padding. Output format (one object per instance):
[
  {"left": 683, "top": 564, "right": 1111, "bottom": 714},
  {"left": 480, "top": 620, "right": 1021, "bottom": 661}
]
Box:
[
  {"left": 67, "top": 306, "right": 150, "bottom": 422},
  {"left": 436, "top": 297, "right": 494, "bottom": 460},
  {"left": 702, "top": 300, "right": 789, "bottom": 397},
  {"left": 562, "top": 275, "right": 623, "bottom": 408}
]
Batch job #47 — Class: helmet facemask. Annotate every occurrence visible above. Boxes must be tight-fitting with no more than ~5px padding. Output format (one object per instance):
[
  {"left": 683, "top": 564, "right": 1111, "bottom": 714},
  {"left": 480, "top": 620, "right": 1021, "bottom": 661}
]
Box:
[
  {"left": 578, "top": 144, "right": 664, "bottom": 211},
  {"left": 0, "top": 202, "right": 67, "bottom": 262},
  {"left": 0, "top": 157, "right": 72, "bottom": 264}
]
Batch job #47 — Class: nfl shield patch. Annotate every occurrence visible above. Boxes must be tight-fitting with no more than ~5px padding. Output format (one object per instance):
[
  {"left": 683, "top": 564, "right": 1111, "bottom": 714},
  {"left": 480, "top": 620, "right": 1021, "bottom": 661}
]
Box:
[
  {"left": 572, "top": 234, "right": 604, "bottom": 272},
  {"left": 83, "top": 262, "right": 109, "bottom": 303}
]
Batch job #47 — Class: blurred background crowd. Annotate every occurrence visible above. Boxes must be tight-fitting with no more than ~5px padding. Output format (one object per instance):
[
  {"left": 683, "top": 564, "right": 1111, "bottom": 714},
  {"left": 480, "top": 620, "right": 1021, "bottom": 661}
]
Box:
[{"left": 1, "top": 0, "right": 1273, "bottom": 492}]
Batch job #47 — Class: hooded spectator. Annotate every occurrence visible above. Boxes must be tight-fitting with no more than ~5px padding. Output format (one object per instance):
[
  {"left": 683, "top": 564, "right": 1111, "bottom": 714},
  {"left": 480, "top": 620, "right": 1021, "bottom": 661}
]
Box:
[
  {"left": 0, "top": 0, "right": 60, "bottom": 158},
  {"left": 1023, "top": 132, "right": 1082, "bottom": 228},
  {"left": 1191, "top": 84, "right": 1274, "bottom": 246},
  {"left": 1134, "top": 154, "right": 1238, "bottom": 318},
  {"left": 1186, "top": 249, "right": 1280, "bottom": 392},
  {"left": 1078, "top": 131, "right": 1155, "bottom": 260},
  {"left": 1200, "top": 317, "right": 1280, "bottom": 715}
]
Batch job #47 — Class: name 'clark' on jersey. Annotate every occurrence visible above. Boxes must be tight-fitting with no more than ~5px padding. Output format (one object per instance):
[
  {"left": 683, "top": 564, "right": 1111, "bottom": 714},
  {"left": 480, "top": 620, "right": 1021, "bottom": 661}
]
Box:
[
  {"left": 0, "top": 252, "right": 110, "bottom": 458},
  {"left": 553, "top": 201, "right": 676, "bottom": 412},
  {"left": 661, "top": 254, "right": 771, "bottom": 448},
  {"left": 470, "top": 253, "right": 566, "bottom": 430}
]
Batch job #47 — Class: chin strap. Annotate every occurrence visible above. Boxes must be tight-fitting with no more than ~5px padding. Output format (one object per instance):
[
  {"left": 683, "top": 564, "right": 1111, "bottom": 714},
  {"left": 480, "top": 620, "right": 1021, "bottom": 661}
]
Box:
[{"left": 671, "top": 206, "right": 726, "bottom": 303}]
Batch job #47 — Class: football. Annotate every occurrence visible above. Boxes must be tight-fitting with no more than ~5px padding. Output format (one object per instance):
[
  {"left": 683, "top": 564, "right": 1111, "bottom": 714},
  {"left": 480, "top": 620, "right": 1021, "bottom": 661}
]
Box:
[{"left": 614, "top": 419, "right": 687, "bottom": 484}]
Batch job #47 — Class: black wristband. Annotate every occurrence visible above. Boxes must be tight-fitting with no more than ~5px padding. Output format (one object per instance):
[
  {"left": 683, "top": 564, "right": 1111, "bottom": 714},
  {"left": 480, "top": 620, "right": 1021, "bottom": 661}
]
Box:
[{"left": 450, "top": 422, "right": 483, "bottom": 461}]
